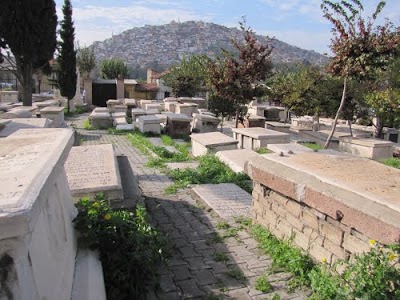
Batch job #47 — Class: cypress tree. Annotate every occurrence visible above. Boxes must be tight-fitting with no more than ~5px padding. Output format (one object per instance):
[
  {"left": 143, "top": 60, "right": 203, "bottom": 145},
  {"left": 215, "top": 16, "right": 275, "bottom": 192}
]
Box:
[
  {"left": 0, "top": 0, "right": 57, "bottom": 106},
  {"left": 57, "top": 0, "right": 77, "bottom": 113}
]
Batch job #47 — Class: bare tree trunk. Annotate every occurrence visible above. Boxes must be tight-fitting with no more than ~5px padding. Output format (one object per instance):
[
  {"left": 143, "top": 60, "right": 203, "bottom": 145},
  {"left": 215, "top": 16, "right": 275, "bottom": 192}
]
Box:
[
  {"left": 324, "top": 77, "right": 347, "bottom": 149},
  {"left": 235, "top": 107, "right": 240, "bottom": 128},
  {"left": 22, "top": 61, "right": 33, "bottom": 106},
  {"left": 348, "top": 120, "right": 353, "bottom": 137},
  {"left": 375, "top": 117, "right": 384, "bottom": 138}
]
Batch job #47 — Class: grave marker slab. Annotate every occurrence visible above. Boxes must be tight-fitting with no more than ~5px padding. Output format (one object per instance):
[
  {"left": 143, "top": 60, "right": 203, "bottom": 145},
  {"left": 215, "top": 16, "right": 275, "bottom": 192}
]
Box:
[
  {"left": 64, "top": 144, "right": 123, "bottom": 203},
  {"left": 0, "top": 118, "right": 51, "bottom": 137},
  {"left": 190, "top": 132, "right": 238, "bottom": 157},
  {"left": 232, "top": 127, "right": 290, "bottom": 150},
  {"left": 192, "top": 183, "right": 252, "bottom": 220}
]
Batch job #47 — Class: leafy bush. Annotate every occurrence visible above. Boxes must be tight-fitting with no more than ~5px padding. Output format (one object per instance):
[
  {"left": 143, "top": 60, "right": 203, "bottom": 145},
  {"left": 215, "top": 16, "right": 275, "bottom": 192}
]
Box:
[
  {"left": 73, "top": 195, "right": 167, "bottom": 299},
  {"left": 165, "top": 155, "right": 252, "bottom": 194}
]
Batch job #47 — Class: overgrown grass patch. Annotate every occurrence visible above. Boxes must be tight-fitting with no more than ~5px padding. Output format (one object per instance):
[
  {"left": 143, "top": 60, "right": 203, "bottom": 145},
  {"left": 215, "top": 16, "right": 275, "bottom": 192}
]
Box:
[
  {"left": 128, "top": 132, "right": 190, "bottom": 164},
  {"left": 301, "top": 142, "right": 323, "bottom": 151},
  {"left": 83, "top": 119, "right": 93, "bottom": 130},
  {"left": 382, "top": 157, "right": 400, "bottom": 169},
  {"left": 165, "top": 155, "right": 252, "bottom": 194},
  {"left": 256, "top": 147, "right": 271, "bottom": 154}
]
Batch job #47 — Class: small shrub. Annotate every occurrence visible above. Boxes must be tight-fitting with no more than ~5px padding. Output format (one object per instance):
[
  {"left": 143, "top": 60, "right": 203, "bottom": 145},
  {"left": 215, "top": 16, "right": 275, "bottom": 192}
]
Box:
[
  {"left": 73, "top": 195, "right": 167, "bottom": 299},
  {"left": 255, "top": 274, "right": 273, "bottom": 293},
  {"left": 227, "top": 268, "right": 247, "bottom": 283},
  {"left": 382, "top": 157, "right": 400, "bottom": 169},
  {"left": 83, "top": 119, "right": 93, "bottom": 130},
  {"left": 213, "top": 252, "right": 229, "bottom": 263}
]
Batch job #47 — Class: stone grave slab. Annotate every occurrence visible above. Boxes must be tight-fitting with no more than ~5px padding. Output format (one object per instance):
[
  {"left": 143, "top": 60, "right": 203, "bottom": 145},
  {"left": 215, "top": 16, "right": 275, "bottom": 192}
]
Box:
[
  {"left": 266, "top": 143, "right": 314, "bottom": 156},
  {"left": 232, "top": 127, "right": 290, "bottom": 150},
  {"left": 113, "top": 117, "right": 127, "bottom": 126},
  {"left": 192, "top": 183, "right": 252, "bottom": 220},
  {"left": 192, "top": 113, "right": 220, "bottom": 133},
  {"left": 166, "top": 113, "right": 192, "bottom": 137},
  {"left": 145, "top": 109, "right": 159, "bottom": 115},
  {"left": 148, "top": 137, "right": 164, "bottom": 147},
  {"left": 64, "top": 144, "right": 123, "bottom": 204},
  {"left": 93, "top": 107, "right": 108, "bottom": 113},
  {"left": 0, "top": 118, "right": 51, "bottom": 137},
  {"left": 265, "top": 121, "right": 291, "bottom": 133},
  {"left": 89, "top": 112, "right": 112, "bottom": 129},
  {"left": 116, "top": 124, "right": 135, "bottom": 131},
  {"left": 131, "top": 108, "right": 146, "bottom": 122},
  {"left": 216, "top": 149, "right": 261, "bottom": 173},
  {"left": 1, "top": 107, "right": 33, "bottom": 118},
  {"left": 242, "top": 115, "right": 265, "bottom": 128},
  {"left": 191, "top": 132, "right": 238, "bottom": 157},
  {"left": 166, "top": 161, "right": 199, "bottom": 170}
]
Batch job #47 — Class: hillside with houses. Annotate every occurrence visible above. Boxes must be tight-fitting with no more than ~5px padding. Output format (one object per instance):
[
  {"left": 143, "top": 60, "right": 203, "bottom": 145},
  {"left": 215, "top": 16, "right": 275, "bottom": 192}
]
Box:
[{"left": 92, "top": 21, "right": 329, "bottom": 71}]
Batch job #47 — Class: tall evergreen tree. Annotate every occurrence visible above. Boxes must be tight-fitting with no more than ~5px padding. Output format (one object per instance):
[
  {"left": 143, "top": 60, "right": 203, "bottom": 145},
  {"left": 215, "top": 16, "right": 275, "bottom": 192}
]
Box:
[
  {"left": 57, "top": 0, "right": 77, "bottom": 113},
  {"left": 0, "top": 0, "right": 57, "bottom": 106}
]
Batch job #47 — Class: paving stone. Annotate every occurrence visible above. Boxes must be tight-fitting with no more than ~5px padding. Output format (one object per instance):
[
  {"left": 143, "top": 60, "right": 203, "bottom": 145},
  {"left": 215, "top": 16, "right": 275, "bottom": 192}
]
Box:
[
  {"left": 170, "top": 265, "right": 192, "bottom": 281},
  {"left": 176, "top": 279, "right": 206, "bottom": 298},
  {"left": 214, "top": 273, "right": 246, "bottom": 291},
  {"left": 191, "top": 240, "right": 212, "bottom": 251},
  {"left": 185, "top": 257, "right": 210, "bottom": 270},
  {"left": 156, "top": 291, "right": 182, "bottom": 300},
  {"left": 193, "top": 269, "right": 219, "bottom": 286},
  {"left": 159, "top": 274, "right": 177, "bottom": 292},
  {"left": 226, "top": 287, "right": 252, "bottom": 299},
  {"left": 179, "top": 246, "right": 201, "bottom": 258}
]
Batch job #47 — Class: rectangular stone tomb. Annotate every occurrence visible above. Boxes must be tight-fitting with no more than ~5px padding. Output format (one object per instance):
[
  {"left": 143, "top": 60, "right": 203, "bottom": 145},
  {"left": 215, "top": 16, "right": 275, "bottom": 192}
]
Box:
[
  {"left": 175, "top": 103, "right": 197, "bottom": 117},
  {"left": 265, "top": 121, "right": 291, "bottom": 133},
  {"left": 297, "top": 130, "right": 340, "bottom": 149},
  {"left": 166, "top": 113, "right": 192, "bottom": 137},
  {"left": 164, "top": 101, "right": 178, "bottom": 113},
  {"left": 0, "top": 128, "right": 77, "bottom": 299},
  {"left": 291, "top": 117, "right": 314, "bottom": 131},
  {"left": 64, "top": 144, "right": 123, "bottom": 203},
  {"left": 131, "top": 108, "right": 146, "bottom": 122},
  {"left": 92, "top": 107, "right": 109, "bottom": 113},
  {"left": 190, "top": 132, "right": 238, "bottom": 157},
  {"left": 246, "top": 152, "right": 400, "bottom": 258},
  {"left": 232, "top": 127, "right": 290, "bottom": 150},
  {"left": 138, "top": 115, "right": 161, "bottom": 134},
  {"left": 89, "top": 112, "right": 112, "bottom": 129},
  {"left": 113, "top": 105, "right": 127, "bottom": 113},
  {"left": 111, "top": 112, "right": 126, "bottom": 118},
  {"left": 140, "top": 100, "right": 156, "bottom": 109},
  {"left": 116, "top": 124, "right": 135, "bottom": 131},
  {"left": 145, "top": 103, "right": 162, "bottom": 112},
  {"left": 145, "top": 109, "right": 159, "bottom": 115},
  {"left": 106, "top": 99, "right": 122, "bottom": 113},
  {"left": 339, "top": 137, "right": 395, "bottom": 160},
  {"left": 242, "top": 116, "right": 265, "bottom": 128},
  {"left": 0, "top": 118, "right": 51, "bottom": 137},
  {"left": 192, "top": 113, "right": 221, "bottom": 133},
  {"left": 123, "top": 98, "right": 137, "bottom": 108},
  {"left": 1, "top": 107, "right": 34, "bottom": 118},
  {"left": 40, "top": 106, "right": 65, "bottom": 128},
  {"left": 113, "top": 117, "right": 127, "bottom": 126},
  {"left": 35, "top": 100, "right": 60, "bottom": 111}
]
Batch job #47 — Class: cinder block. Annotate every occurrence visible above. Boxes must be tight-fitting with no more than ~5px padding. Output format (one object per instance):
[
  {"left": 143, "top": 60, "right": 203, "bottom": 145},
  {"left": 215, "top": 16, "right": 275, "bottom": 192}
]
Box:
[
  {"left": 293, "top": 229, "right": 310, "bottom": 251},
  {"left": 324, "top": 239, "right": 349, "bottom": 260},
  {"left": 262, "top": 208, "right": 279, "bottom": 228},
  {"left": 271, "top": 202, "right": 287, "bottom": 218},
  {"left": 309, "top": 243, "right": 333, "bottom": 264},
  {"left": 270, "top": 191, "right": 289, "bottom": 206}
]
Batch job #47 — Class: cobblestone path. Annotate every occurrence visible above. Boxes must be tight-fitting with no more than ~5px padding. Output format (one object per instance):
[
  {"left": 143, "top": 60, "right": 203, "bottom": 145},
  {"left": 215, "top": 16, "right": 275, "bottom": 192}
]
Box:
[{"left": 67, "top": 114, "right": 310, "bottom": 300}]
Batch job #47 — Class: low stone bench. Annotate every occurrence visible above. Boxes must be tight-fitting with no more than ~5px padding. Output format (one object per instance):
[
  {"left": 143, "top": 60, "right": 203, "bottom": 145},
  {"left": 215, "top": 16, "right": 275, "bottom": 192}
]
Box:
[
  {"left": 89, "top": 112, "right": 112, "bottom": 129},
  {"left": 65, "top": 144, "right": 123, "bottom": 205},
  {"left": 166, "top": 113, "right": 192, "bottom": 137},
  {"left": 191, "top": 132, "right": 238, "bottom": 157},
  {"left": 192, "top": 113, "right": 220, "bottom": 133},
  {"left": 232, "top": 127, "right": 291, "bottom": 150},
  {"left": 138, "top": 115, "right": 161, "bottom": 134},
  {"left": 339, "top": 137, "right": 395, "bottom": 160},
  {"left": 40, "top": 106, "right": 65, "bottom": 127}
]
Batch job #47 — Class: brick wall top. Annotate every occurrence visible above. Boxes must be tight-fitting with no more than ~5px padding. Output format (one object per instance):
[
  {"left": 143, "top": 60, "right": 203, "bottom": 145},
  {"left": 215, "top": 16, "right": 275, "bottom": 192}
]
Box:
[{"left": 245, "top": 153, "right": 400, "bottom": 244}]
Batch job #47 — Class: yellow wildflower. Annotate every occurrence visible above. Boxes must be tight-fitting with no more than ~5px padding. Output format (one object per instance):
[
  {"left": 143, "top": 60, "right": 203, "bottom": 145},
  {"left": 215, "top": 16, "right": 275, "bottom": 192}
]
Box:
[
  {"left": 321, "top": 257, "right": 327, "bottom": 263},
  {"left": 369, "top": 239, "right": 376, "bottom": 246},
  {"left": 92, "top": 202, "right": 99, "bottom": 208},
  {"left": 104, "top": 213, "right": 111, "bottom": 220},
  {"left": 388, "top": 252, "right": 397, "bottom": 261}
]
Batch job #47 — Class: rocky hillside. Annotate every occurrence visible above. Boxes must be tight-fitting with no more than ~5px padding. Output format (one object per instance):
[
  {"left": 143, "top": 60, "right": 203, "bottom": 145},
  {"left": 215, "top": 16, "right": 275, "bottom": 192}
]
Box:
[{"left": 92, "top": 21, "right": 329, "bottom": 72}]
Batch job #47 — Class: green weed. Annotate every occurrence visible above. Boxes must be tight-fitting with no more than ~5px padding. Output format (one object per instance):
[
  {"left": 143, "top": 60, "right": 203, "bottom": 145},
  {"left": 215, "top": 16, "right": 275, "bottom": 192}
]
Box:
[
  {"left": 255, "top": 274, "right": 273, "bottom": 293},
  {"left": 301, "top": 142, "right": 323, "bottom": 151},
  {"left": 213, "top": 252, "right": 230, "bottom": 263},
  {"left": 382, "top": 157, "right": 400, "bottom": 169}
]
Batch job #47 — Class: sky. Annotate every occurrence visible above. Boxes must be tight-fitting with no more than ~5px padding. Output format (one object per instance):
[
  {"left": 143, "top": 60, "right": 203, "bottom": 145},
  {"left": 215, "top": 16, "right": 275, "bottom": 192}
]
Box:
[{"left": 54, "top": 0, "right": 400, "bottom": 55}]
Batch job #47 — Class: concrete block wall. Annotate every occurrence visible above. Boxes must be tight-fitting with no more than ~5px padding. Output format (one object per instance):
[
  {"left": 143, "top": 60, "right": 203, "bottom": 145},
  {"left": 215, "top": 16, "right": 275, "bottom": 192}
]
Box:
[{"left": 246, "top": 153, "right": 400, "bottom": 265}]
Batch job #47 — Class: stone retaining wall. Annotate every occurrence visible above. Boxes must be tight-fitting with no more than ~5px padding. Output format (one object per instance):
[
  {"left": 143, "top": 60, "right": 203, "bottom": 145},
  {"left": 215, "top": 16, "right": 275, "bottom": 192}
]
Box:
[{"left": 246, "top": 153, "right": 400, "bottom": 265}]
